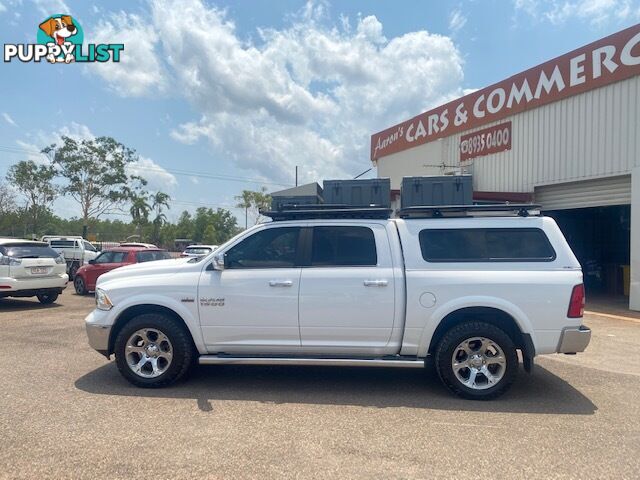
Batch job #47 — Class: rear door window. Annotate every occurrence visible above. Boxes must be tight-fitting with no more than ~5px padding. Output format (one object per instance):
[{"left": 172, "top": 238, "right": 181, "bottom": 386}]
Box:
[
  {"left": 136, "top": 251, "right": 171, "bottom": 263},
  {"left": 310, "top": 226, "right": 377, "bottom": 266},
  {"left": 49, "top": 240, "right": 75, "bottom": 248},
  {"left": 419, "top": 228, "right": 556, "bottom": 262}
]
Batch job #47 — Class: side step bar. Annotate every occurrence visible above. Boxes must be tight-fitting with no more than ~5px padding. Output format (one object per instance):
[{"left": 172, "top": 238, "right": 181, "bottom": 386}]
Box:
[{"left": 198, "top": 356, "right": 425, "bottom": 368}]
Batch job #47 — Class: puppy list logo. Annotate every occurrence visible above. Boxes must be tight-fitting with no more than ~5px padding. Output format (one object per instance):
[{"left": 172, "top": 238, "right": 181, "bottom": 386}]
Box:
[{"left": 3, "top": 14, "right": 124, "bottom": 64}]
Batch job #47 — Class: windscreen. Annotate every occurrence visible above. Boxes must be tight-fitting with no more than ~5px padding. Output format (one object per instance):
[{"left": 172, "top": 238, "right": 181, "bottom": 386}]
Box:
[
  {"left": 0, "top": 244, "right": 60, "bottom": 258},
  {"left": 185, "top": 247, "right": 212, "bottom": 255}
]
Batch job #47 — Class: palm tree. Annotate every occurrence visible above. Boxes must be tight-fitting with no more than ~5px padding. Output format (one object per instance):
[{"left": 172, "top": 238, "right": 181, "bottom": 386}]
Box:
[
  {"left": 151, "top": 191, "right": 171, "bottom": 245},
  {"left": 235, "top": 187, "right": 271, "bottom": 229},
  {"left": 130, "top": 194, "right": 151, "bottom": 237}
]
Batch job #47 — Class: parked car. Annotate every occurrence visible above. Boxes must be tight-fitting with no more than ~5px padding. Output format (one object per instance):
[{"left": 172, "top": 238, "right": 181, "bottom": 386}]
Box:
[
  {"left": 74, "top": 246, "right": 172, "bottom": 295},
  {"left": 119, "top": 243, "right": 158, "bottom": 249},
  {"left": 180, "top": 244, "right": 219, "bottom": 258},
  {"left": 41, "top": 236, "right": 98, "bottom": 278},
  {"left": 85, "top": 206, "right": 590, "bottom": 399},
  {"left": 0, "top": 238, "right": 68, "bottom": 304}
]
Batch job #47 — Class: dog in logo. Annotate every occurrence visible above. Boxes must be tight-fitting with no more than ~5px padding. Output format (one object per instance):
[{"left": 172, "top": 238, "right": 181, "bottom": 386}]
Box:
[{"left": 39, "top": 15, "right": 77, "bottom": 63}]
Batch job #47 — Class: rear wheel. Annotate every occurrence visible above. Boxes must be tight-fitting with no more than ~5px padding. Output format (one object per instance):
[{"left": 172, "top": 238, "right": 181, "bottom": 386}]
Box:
[
  {"left": 435, "top": 321, "right": 518, "bottom": 400},
  {"left": 69, "top": 262, "right": 79, "bottom": 279},
  {"left": 74, "top": 276, "right": 87, "bottom": 295},
  {"left": 37, "top": 292, "right": 59, "bottom": 304},
  {"left": 114, "top": 313, "right": 194, "bottom": 388}
]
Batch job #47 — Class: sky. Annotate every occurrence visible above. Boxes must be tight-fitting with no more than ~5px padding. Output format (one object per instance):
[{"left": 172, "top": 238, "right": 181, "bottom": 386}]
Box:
[{"left": 1, "top": 0, "right": 639, "bottom": 223}]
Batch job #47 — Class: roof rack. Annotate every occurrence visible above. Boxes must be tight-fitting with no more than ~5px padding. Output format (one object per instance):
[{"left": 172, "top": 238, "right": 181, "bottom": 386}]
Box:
[
  {"left": 261, "top": 204, "right": 393, "bottom": 221},
  {"left": 397, "top": 204, "right": 542, "bottom": 218}
]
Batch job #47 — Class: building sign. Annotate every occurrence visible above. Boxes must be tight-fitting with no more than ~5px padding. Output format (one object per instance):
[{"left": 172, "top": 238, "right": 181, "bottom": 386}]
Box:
[
  {"left": 371, "top": 24, "right": 640, "bottom": 160},
  {"left": 460, "top": 122, "right": 511, "bottom": 161}
]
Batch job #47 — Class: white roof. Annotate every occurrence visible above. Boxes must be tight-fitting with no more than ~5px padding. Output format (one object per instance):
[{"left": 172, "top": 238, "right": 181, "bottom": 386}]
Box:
[{"left": 0, "top": 238, "right": 46, "bottom": 245}]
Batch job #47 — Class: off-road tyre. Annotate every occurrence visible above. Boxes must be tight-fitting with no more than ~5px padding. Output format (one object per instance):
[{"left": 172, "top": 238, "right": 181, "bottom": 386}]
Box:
[
  {"left": 435, "top": 321, "right": 518, "bottom": 400},
  {"left": 114, "top": 313, "right": 194, "bottom": 388}
]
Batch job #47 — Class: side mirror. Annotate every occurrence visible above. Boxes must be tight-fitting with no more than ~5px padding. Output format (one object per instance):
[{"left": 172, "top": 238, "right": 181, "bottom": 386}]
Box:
[
  {"left": 212, "top": 253, "right": 226, "bottom": 271},
  {"left": 88, "top": 259, "right": 96, "bottom": 265}
]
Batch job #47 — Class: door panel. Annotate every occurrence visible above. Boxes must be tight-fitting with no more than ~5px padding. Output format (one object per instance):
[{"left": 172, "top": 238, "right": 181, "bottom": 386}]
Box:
[
  {"left": 199, "top": 268, "right": 301, "bottom": 351},
  {"left": 298, "top": 225, "right": 396, "bottom": 354},
  {"left": 198, "top": 226, "right": 303, "bottom": 353}
]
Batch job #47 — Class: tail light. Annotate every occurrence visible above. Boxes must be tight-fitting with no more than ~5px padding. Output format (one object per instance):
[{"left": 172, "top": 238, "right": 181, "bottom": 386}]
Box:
[{"left": 567, "top": 284, "right": 585, "bottom": 318}]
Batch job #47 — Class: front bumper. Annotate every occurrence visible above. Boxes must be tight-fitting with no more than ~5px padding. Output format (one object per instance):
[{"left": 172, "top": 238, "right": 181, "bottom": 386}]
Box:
[
  {"left": 85, "top": 309, "right": 113, "bottom": 357},
  {"left": 557, "top": 325, "right": 591, "bottom": 353}
]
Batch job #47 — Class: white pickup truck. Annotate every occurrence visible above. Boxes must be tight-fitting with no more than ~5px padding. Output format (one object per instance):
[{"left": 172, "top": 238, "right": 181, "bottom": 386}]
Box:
[
  {"left": 42, "top": 236, "right": 98, "bottom": 278},
  {"left": 85, "top": 206, "right": 591, "bottom": 399}
]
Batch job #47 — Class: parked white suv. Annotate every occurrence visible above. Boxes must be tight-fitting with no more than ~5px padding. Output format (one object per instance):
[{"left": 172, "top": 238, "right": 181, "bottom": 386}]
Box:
[
  {"left": 0, "top": 238, "right": 69, "bottom": 304},
  {"left": 85, "top": 206, "right": 590, "bottom": 399}
]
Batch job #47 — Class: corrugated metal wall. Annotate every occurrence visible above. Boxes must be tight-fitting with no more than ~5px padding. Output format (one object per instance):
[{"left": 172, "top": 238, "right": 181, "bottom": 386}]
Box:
[
  {"left": 535, "top": 175, "right": 631, "bottom": 210},
  {"left": 386, "top": 75, "right": 640, "bottom": 194}
]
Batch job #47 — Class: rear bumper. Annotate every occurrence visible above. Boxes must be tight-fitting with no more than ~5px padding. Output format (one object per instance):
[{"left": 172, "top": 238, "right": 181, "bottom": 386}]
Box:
[
  {"left": 0, "top": 274, "right": 68, "bottom": 297},
  {"left": 557, "top": 325, "right": 591, "bottom": 353}
]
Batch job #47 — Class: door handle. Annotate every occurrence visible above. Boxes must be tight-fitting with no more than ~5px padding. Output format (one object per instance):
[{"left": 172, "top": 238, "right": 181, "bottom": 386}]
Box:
[
  {"left": 269, "top": 280, "right": 293, "bottom": 287},
  {"left": 363, "top": 279, "right": 388, "bottom": 287}
]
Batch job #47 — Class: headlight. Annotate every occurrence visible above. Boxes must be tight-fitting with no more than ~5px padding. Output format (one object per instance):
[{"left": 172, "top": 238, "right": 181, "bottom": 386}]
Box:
[
  {"left": 95, "top": 288, "right": 114, "bottom": 311},
  {"left": 54, "top": 255, "right": 65, "bottom": 264}
]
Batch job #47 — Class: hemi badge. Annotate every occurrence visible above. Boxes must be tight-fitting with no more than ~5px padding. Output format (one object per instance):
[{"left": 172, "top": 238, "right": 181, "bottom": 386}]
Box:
[{"left": 181, "top": 298, "right": 195, "bottom": 303}]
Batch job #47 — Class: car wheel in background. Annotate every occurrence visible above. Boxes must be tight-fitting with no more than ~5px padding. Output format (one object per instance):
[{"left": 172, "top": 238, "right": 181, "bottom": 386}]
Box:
[
  {"left": 435, "top": 321, "right": 518, "bottom": 400},
  {"left": 69, "top": 263, "right": 79, "bottom": 279},
  {"left": 114, "top": 313, "right": 194, "bottom": 388},
  {"left": 74, "top": 276, "right": 87, "bottom": 295},
  {"left": 37, "top": 293, "right": 59, "bottom": 305}
]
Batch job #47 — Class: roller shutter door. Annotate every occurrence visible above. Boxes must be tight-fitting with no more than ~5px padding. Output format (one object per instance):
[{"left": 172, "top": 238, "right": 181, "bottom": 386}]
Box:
[{"left": 535, "top": 175, "right": 631, "bottom": 210}]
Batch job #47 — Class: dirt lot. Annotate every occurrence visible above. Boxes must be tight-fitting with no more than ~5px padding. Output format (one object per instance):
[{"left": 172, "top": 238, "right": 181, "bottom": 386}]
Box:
[{"left": 1, "top": 290, "right": 639, "bottom": 479}]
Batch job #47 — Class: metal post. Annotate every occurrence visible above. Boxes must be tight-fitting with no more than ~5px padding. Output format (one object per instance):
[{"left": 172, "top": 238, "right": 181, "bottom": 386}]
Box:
[{"left": 295, "top": 166, "right": 298, "bottom": 187}]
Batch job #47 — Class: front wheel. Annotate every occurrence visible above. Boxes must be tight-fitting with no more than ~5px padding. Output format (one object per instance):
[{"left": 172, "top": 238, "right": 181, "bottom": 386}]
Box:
[
  {"left": 37, "top": 292, "right": 59, "bottom": 304},
  {"left": 435, "top": 321, "right": 518, "bottom": 400},
  {"left": 114, "top": 313, "right": 194, "bottom": 388}
]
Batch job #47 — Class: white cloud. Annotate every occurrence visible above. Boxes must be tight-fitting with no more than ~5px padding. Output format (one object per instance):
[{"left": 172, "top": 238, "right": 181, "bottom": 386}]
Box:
[
  {"left": 449, "top": 8, "right": 468, "bottom": 32},
  {"left": 1, "top": 0, "right": 71, "bottom": 16},
  {"left": 513, "top": 0, "right": 640, "bottom": 25},
  {"left": 2, "top": 112, "right": 17, "bottom": 127},
  {"left": 87, "top": 12, "right": 166, "bottom": 97},
  {"left": 103, "top": 0, "right": 464, "bottom": 184},
  {"left": 34, "top": 0, "right": 70, "bottom": 16},
  {"left": 127, "top": 156, "right": 178, "bottom": 192}
]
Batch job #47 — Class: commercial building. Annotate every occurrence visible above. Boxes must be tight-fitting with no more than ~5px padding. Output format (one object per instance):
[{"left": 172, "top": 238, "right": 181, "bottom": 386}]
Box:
[{"left": 370, "top": 24, "right": 640, "bottom": 309}]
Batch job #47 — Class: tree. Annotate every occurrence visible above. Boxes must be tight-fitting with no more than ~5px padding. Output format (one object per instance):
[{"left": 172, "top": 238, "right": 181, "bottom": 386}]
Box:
[
  {"left": 6, "top": 160, "right": 58, "bottom": 235},
  {"left": 203, "top": 224, "right": 217, "bottom": 244},
  {"left": 235, "top": 187, "right": 271, "bottom": 228},
  {"left": 192, "top": 207, "right": 240, "bottom": 244},
  {"left": 175, "top": 210, "right": 194, "bottom": 240},
  {"left": 0, "top": 181, "right": 19, "bottom": 236},
  {"left": 44, "top": 136, "right": 146, "bottom": 237},
  {"left": 0, "top": 181, "right": 16, "bottom": 216},
  {"left": 150, "top": 191, "right": 171, "bottom": 245},
  {"left": 129, "top": 192, "right": 151, "bottom": 235}
]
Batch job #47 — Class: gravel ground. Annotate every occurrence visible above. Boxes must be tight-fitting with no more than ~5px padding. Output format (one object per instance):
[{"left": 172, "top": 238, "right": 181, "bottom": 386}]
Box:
[{"left": 1, "top": 290, "right": 639, "bottom": 479}]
